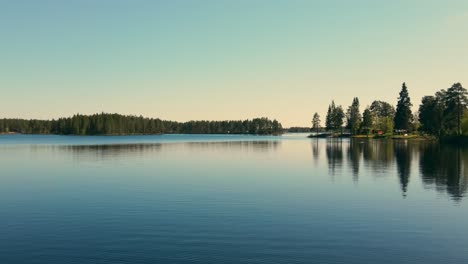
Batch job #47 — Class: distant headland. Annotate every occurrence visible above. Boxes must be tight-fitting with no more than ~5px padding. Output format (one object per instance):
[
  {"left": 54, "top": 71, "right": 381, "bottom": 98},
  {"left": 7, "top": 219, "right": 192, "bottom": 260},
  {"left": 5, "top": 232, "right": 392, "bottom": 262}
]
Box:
[
  {"left": 0, "top": 114, "right": 283, "bottom": 136},
  {"left": 307, "top": 82, "right": 468, "bottom": 142}
]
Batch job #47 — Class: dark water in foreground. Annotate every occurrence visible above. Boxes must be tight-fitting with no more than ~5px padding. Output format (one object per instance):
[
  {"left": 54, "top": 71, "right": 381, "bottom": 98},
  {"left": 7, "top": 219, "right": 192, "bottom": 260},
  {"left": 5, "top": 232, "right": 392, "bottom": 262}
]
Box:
[{"left": 1, "top": 134, "right": 467, "bottom": 264}]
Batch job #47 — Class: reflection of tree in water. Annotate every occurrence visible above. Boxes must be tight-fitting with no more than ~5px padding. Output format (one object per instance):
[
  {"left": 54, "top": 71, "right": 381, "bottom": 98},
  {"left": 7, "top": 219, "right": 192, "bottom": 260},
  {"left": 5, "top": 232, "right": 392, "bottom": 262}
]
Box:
[
  {"left": 49, "top": 141, "right": 280, "bottom": 161},
  {"left": 35, "top": 143, "right": 165, "bottom": 161},
  {"left": 347, "top": 140, "right": 363, "bottom": 181},
  {"left": 323, "top": 139, "right": 468, "bottom": 201},
  {"left": 185, "top": 141, "right": 280, "bottom": 153},
  {"left": 326, "top": 139, "right": 343, "bottom": 176},
  {"left": 393, "top": 141, "right": 412, "bottom": 197},
  {"left": 419, "top": 143, "right": 468, "bottom": 201},
  {"left": 311, "top": 139, "right": 320, "bottom": 163},
  {"left": 362, "top": 140, "right": 394, "bottom": 174}
]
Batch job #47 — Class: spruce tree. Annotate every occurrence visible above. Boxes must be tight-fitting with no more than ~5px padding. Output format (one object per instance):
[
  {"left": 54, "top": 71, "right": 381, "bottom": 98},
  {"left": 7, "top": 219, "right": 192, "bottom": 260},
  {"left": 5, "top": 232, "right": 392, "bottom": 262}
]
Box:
[
  {"left": 394, "top": 82, "right": 413, "bottom": 131},
  {"left": 361, "top": 107, "right": 373, "bottom": 135},
  {"left": 346, "top": 97, "right": 362, "bottom": 134},
  {"left": 312, "top": 112, "right": 321, "bottom": 134},
  {"left": 325, "top": 102, "right": 334, "bottom": 131}
]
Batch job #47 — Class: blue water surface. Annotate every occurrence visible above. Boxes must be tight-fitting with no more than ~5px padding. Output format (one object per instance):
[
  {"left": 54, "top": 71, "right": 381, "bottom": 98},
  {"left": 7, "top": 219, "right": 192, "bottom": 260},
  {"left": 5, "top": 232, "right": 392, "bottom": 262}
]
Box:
[{"left": 0, "top": 134, "right": 467, "bottom": 264}]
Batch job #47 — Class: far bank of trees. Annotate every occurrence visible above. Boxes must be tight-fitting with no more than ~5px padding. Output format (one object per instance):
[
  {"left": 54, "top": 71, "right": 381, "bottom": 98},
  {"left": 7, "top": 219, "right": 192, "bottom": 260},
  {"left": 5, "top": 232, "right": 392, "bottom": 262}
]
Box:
[
  {"left": 312, "top": 82, "right": 467, "bottom": 137},
  {"left": 0, "top": 113, "right": 283, "bottom": 135}
]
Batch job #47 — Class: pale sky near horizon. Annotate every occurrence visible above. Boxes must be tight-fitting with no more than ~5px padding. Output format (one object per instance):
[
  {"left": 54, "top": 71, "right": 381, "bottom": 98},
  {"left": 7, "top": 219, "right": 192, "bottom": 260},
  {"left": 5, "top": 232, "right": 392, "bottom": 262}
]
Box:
[{"left": 1, "top": 0, "right": 467, "bottom": 127}]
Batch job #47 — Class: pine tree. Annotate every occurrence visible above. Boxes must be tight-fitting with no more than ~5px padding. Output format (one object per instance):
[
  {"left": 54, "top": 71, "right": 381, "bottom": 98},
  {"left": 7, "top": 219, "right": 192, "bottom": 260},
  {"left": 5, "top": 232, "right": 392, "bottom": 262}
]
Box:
[
  {"left": 325, "top": 101, "right": 345, "bottom": 133},
  {"left": 312, "top": 112, "right": 321, "bottom": 134},
  {"left": 394, "top": 82, "right": 413, "bottom": 131},
  {"left": 346, "top": 97, "right": 362, "bottom": 134},
  {"left": 325, "top": 102, "right": 334, "bottom": 130},
  {"left": 361, "top": 107, "right": 373, "bottom": 135}
]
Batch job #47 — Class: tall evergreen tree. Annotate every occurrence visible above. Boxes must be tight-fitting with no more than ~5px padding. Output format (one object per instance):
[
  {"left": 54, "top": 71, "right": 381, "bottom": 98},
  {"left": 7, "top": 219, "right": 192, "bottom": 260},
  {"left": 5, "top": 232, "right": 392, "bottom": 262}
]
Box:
[
  {"left": 325, "top": 101, "right": 334, "bottom": 130},
  {"left": 444, "top": 83, "right": 468, "bottom": 135},
  {"left": 325, "top": 101, "right": 344, "bottom": 132},
  {"left": 346, "top": 97, "right": 362, "bottom": 134},
  {"left": 394, "top": 82, "right": 413, "bottom": 131},
  {"left": 312, "top": 112, "right": 321, "bottom": 134}
]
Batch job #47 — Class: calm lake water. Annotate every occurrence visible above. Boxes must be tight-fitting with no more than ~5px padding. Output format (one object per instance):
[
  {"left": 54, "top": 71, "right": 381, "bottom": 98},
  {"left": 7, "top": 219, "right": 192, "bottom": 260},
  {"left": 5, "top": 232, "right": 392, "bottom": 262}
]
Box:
[{"left": 1, "top": 134, "right": 468, "bottom": 264}]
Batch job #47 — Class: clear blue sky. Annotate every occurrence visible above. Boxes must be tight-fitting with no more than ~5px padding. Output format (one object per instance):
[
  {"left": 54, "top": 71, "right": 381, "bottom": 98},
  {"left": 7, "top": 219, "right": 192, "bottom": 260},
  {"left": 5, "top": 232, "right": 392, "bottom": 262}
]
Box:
[{"left": 1, "top": 0, "right": 467, "bottom": 127}]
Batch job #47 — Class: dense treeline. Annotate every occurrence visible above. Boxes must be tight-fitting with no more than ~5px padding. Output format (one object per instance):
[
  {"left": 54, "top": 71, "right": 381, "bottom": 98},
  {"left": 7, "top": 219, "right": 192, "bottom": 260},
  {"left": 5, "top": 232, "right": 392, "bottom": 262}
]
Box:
[
  {"left": 419, "top": 83, "right": 468, "bottom": 137},
  {"left": 317, "top": 96, "right": 400, "bottom": 135},
  {"left": 313, "top": 82, "right": 467, "bottom": 137},
  {"left": 287, "top": 127, "right": 313, "bottom": 133},
  {"left": 0, "top": 113, "right": 283, "bottom": 135}
]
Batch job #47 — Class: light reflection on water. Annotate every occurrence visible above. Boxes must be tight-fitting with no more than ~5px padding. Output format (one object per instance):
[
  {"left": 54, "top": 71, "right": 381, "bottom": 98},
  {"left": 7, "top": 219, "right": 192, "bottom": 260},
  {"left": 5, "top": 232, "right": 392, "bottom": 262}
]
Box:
[
  {"left": 1, "top": 135, "right": 468, "bottom": 264},
  {"left": 311, "top": 139, "right": 468, "bottom": 201}
]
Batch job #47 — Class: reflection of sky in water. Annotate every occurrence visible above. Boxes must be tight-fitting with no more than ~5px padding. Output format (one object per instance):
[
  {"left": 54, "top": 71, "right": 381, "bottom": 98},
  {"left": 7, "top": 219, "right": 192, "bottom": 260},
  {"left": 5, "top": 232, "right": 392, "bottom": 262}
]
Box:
[{"left": 1, "top": 135, "right": 468, "bottom": 264}]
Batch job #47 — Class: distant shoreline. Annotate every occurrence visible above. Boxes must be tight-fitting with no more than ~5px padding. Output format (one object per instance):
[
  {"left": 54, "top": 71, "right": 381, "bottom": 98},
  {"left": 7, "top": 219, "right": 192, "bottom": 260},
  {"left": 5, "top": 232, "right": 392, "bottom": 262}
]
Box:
[
  {"left": 0, "top": 132, "right": 282, "bottom": 137},
  {"left": 0, "top": 113, "right": 283, "bottom": 136}
]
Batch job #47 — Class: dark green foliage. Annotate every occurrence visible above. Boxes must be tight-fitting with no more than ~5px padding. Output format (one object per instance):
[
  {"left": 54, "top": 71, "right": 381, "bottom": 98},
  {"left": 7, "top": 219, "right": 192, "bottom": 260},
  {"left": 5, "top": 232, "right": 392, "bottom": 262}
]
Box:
[
  {"left": 325, "top": 103, "right": 333, "bottom": 130},
  {"left": 370, "top": 100, "right": 395, "bottom": 118},
  {"left": 288, "top": 127, "right": 311, "bottom": 133},
  {"left": 346, "top": 97, "right": 362, "bottom": 134},
  {"left": 394, "top": 82, "right": 413, "bottom": 131},
  {"left": 0, "top": 113, "right": 283, "bottom": 135},
  {"left": 418, "top": 95, "right": 444, "bottom": 136},
  {"left": 444, "top": 83, "right": 468, "bottom": 135},
  {"left": 325, "top": 101, "right": 345, "bottom": 131},
  {"left": 361, "top": 107, "right": 373, "bottom": 135},
  {"left": 312, "top": 112, "right": 321, "bottom": 133},
  {"left": 310, "top": 81, "right": 466, "bottom": 137},
  {"left": 418, "top": 83, "right": 467, "bottom": 137},
  {"left": 334, "top": 106, "right": 345, "bottom": 131}
]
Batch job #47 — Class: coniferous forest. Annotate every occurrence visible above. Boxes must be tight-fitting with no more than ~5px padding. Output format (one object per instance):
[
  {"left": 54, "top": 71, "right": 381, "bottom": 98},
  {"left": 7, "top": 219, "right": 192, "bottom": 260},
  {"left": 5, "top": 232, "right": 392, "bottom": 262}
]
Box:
[{"left": 0, "top": 113, "right": 283, "bottom": 135}]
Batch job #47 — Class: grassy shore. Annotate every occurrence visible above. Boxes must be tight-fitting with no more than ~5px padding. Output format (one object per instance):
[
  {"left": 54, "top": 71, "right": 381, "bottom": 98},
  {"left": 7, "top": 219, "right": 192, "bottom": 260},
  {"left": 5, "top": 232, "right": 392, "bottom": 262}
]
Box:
[
  {"left": 307, "top": 133, "right": 351, "bottom": 138},
  {"left": 391, "top": 134, "right": 436, "bottom": 141},
  {"left": 309, "top": 133, "right": 436, "bottom": 141}
]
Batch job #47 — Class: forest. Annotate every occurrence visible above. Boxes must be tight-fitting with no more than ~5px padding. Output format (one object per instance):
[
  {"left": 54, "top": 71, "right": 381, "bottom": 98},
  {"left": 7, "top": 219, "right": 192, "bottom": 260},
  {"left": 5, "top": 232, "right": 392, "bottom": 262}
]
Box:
[
  {"left": 0, "top": 114, "right": 283, "bottom": 135},
  {"left": 311, "top": 82, "right": 468, "bottom": 138}
]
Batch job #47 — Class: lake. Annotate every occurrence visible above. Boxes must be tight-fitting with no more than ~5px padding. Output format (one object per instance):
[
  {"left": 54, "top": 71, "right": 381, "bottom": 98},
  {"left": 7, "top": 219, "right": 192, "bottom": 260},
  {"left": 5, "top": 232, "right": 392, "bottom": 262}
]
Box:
[{"left": 1, "top": 134, "right": 467, "bottom": 264}]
